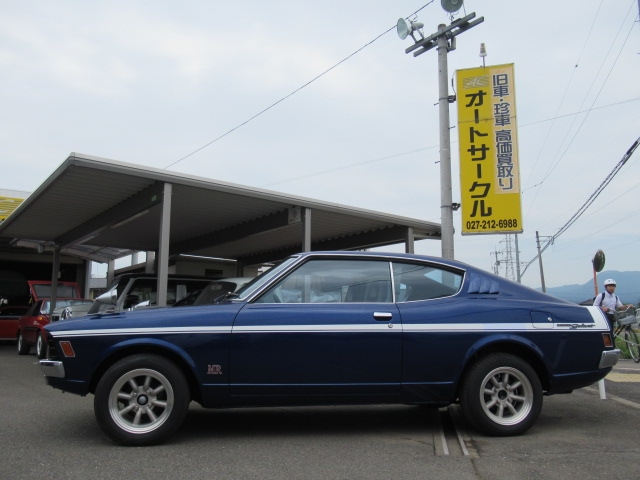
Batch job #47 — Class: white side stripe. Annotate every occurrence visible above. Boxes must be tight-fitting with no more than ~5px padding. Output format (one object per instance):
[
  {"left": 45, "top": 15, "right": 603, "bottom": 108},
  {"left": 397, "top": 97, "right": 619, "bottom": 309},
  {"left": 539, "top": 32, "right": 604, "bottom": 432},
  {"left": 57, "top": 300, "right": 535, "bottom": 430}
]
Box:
[{"left": 48, "top": 321, "right": 607, "bottom": 338}]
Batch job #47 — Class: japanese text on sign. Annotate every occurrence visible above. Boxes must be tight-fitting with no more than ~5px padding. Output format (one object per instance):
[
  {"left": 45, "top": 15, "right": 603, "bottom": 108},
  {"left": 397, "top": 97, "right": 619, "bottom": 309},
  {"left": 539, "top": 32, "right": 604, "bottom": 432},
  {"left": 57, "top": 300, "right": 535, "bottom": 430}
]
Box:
[{"left": 456, "top": 64, "right": 523, "bottom": 235}]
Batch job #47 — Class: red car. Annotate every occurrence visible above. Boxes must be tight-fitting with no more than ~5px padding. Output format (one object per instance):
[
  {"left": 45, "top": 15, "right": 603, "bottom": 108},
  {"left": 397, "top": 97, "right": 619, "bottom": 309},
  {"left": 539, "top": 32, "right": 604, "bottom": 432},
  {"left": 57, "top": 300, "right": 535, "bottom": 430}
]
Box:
[
  {"left": 17, "top": 299, "right": 93, "bottom": 358},
  {"left": 27, "top": 280, "right": 81, "bottom": 302},
  {"left": 0, "top": 305, "right": 29, "bottom": 342}
]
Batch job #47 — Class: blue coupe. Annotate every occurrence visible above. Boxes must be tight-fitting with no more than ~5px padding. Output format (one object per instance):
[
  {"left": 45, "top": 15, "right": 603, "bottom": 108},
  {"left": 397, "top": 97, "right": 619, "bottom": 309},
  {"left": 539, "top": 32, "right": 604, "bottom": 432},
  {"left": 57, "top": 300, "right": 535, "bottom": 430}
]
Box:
[{"left": 39, "top": 251, "right": 620, "bottom": 445}]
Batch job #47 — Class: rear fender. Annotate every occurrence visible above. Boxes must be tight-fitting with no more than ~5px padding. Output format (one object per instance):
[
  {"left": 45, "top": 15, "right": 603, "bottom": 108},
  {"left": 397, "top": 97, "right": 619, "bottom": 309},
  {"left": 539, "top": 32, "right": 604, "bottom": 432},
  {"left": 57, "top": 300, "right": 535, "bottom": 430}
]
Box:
[{"left": 457, "top": 334, "right": 550, "bottom": 392}]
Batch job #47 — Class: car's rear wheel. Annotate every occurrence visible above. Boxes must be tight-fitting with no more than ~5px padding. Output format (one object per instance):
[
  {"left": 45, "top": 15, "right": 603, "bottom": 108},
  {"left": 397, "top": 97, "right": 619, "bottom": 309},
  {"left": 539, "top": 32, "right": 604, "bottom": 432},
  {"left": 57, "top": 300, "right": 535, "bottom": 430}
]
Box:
[
  {"left": 460, "top": 353, "right": 542, "bottom": 436},
  {"left": 94, "top": 354, "right": 190, "bottom": 446},
  {"left": 17, "top": 333, "right": 30, "bottom": 355},
  {"left": 36, "top": 333, "right": 47, "bottom": 359}
]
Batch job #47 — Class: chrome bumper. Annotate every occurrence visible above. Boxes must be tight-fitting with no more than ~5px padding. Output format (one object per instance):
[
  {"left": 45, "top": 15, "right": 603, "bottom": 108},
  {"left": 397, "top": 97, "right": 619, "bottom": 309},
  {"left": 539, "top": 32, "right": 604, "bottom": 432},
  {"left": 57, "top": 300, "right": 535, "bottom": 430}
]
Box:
[
  {"left": 599, "top": 349, "right": 621, "bottom": 369},
  {"left": 39, "top": 360, "right": 65, "bottom": 378}
]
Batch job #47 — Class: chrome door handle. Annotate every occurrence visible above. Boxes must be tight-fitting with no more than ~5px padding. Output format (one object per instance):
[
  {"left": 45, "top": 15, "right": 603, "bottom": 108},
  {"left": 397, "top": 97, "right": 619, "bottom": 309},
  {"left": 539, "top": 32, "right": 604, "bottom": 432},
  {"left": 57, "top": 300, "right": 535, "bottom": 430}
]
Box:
[{"left": 373, "top": 312, "right": 393, "bottom": 321}]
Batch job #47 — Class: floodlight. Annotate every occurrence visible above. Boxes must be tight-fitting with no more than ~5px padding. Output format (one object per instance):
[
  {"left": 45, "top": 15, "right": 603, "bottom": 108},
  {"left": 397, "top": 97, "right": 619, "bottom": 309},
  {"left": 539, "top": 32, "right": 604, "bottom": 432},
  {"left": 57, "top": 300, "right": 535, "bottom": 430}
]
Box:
[{"left": 441, "top": 0, "right": 463, "bottom": 13}]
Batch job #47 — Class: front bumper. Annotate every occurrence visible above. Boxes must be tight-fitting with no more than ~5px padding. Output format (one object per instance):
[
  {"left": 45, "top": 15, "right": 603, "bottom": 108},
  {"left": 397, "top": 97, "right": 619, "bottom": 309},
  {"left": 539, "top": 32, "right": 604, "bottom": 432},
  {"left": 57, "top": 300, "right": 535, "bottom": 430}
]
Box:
[
  {"left": 599, "top": 349, "right": 621, "bottom": 369},
  {"left": 39, "top": 360, "right": 65, "bottom": 378}
]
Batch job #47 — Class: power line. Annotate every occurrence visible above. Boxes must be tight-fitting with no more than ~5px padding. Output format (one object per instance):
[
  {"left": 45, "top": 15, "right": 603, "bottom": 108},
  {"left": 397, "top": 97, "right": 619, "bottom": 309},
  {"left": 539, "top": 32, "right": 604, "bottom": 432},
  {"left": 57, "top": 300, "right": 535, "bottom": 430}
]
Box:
[
  {"left": 164, "top": 2, "right": 436, "bottom": 170},
  {"left": 521, "top": 135, "right": 640, "bottom": 277},
  {"left": 523, "top": 3, "right": 637, "bottom": 219},
  {"left": 259, "top": 97, "right": 638, "bottom": 190}
]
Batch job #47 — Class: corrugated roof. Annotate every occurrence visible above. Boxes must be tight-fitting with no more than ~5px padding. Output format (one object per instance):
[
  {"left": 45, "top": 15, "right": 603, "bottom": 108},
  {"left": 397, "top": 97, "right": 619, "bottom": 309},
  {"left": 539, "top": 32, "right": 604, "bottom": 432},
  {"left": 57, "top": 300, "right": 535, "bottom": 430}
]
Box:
[{"left": 0, "top": 153, "right": 441, "bottom": 265}]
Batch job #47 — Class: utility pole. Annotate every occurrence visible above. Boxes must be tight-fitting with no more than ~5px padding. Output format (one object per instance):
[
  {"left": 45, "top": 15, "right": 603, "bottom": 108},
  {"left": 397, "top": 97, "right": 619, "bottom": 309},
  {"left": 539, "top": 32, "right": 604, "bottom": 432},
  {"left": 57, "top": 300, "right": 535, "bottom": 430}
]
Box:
[
  {"left": 397, "top": 10, "right": 484, "bottom": 260},
  {"left": 437, "top": 25, "right": 455, "bottom": 260},
  {"left": 491, "top": 249, "right": 501, "bottom": 275},
  {"left": 535, "top": 231, "right": 546, "bottom": 293}
]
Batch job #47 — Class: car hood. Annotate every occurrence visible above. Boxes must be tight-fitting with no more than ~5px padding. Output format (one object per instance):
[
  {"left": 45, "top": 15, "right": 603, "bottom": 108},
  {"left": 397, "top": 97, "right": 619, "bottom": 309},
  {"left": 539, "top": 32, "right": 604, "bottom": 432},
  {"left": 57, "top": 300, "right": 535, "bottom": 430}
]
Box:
[{"left": 45, "top": 302, "right": 245, "bottom": 332}]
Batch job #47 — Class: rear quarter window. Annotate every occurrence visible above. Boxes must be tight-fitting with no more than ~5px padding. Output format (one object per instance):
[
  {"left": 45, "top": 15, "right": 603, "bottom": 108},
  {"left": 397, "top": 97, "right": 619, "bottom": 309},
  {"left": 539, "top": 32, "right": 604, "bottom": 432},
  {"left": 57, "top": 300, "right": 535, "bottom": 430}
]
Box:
[{"left": 392, "top": 262, "right": 463, "bottom": 302}]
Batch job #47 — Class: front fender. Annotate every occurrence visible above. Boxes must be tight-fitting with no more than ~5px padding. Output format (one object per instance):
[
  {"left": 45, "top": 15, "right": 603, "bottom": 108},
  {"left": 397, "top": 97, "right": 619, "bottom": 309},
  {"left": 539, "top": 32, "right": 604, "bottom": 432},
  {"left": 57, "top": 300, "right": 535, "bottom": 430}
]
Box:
[{"left": 89, "top": 337, "right": 202, "bottom": 395}]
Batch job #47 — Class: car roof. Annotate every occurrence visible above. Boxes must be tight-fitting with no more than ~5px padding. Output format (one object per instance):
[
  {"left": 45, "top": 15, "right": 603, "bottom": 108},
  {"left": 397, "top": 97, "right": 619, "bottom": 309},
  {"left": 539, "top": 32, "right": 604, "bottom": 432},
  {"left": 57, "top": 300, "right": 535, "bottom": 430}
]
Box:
[
  {"left": 291, "top": 250, "right": 468, "bottom": 269},
  {"left": 112, "top": 273, "right": 213, "bottom": 280}
]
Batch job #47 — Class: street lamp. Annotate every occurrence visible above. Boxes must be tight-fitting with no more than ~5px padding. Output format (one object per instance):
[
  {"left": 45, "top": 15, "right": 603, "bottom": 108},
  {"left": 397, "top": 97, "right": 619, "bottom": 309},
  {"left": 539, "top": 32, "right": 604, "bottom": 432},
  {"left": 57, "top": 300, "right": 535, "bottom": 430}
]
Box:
[{"left": 397, "top": 5, "right": 483, "bottom": 260}]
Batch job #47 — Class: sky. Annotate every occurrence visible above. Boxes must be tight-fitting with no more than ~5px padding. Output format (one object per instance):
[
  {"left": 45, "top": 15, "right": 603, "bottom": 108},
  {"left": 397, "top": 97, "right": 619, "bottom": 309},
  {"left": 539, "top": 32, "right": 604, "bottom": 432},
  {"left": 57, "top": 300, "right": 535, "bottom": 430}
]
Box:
[{"left": 1, "top": 0, "right": 639, "bottom": 289}]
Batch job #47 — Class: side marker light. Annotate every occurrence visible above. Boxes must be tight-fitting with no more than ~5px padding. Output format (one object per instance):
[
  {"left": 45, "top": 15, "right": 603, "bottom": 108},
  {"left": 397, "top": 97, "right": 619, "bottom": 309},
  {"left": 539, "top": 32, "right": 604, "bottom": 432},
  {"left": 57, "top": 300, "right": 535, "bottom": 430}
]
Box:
[{"left": 59, "top": 341, "right": 76, "bottom": 358}]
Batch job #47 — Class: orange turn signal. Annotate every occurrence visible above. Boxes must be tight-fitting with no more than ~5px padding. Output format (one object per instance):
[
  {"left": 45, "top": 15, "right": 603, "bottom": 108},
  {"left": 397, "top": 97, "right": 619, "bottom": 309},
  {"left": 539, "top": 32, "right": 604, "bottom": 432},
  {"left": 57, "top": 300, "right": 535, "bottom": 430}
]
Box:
[
  {"left": 59, "top": 341, "right": 76, "bottom": 358},
  {"left": 602, "top": 333, "right": 613, "bottom": 348}
]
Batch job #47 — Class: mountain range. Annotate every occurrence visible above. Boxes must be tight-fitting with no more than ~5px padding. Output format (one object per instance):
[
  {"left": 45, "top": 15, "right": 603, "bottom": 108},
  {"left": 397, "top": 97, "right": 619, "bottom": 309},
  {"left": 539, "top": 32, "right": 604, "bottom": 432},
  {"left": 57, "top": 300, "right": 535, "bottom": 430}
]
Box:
[{"left": 541, "top": 270, "right": 640, "bottom": 305}]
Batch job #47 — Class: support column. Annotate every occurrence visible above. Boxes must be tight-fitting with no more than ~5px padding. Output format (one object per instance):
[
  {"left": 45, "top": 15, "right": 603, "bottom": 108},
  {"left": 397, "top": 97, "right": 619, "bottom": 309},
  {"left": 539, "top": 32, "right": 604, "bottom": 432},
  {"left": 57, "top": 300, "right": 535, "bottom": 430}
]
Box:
[
  {"left": 405, "top": 227, "right": 415, "bottom": 254},
  {"left": 50, "top": 245, "right": 61, "bottom": 313},
  {"left": 107, "top": 259, "right": 115, "bottom": 284},
  {"left": 156, "top": 183, "right": 172, "bottom": 307},
  {"left": 145, "top": 251, "right": 155, "bottom": 274},
  {"left": 302, "top": 208, "right": 311, "bottom": 252}
]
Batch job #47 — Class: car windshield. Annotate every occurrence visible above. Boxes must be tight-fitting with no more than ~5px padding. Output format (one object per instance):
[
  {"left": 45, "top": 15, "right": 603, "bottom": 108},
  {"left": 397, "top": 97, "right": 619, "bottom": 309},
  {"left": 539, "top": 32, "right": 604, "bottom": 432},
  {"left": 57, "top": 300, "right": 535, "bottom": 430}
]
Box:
[
  {"left": 32, "top": 284, "right": 78, "bottom": 298},
  {"left": 53, "top": 300, "right": 93, "bottom": 311},
  {"left": 40, "top": 299, "right": 92, "bottom": 314},
  {"left": 235, "top": 256, "right": 299, "bottom": 300}
]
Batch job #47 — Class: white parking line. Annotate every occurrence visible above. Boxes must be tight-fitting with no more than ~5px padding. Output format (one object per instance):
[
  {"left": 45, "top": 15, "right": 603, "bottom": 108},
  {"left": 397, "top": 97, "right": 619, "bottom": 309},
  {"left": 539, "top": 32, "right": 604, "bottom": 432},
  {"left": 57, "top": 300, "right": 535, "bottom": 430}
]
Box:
[{"left": 583, "top": 386, "right": 640, "bottom": 409}]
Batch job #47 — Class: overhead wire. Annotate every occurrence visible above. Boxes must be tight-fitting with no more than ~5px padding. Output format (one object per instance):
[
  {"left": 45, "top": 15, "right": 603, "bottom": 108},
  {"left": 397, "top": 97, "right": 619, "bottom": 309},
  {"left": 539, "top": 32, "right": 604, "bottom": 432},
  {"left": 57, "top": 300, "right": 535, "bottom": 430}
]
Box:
[
  {"left": 260, "top": 146, "right": 438, "bottom": 187},
  {"left": 523, "top": 1, "right": 632, "bottom": 223},
  {"left": 534, "top": 2, "right": 637, "bottom": 188},
  {"left": 513, "top": 4, "right": 639, "bottom": 278},
  {"left": 520, "top": 135, "right": 640, "bottom": 277},
  {"left": 163, "top": 1, "right": 436, "bottom": 170},
  {"left": 522, "top": 0, "right": 603, "bottom": 204},
  {"left": 262, "top": 97, "right": 638, "bottom": 189}
]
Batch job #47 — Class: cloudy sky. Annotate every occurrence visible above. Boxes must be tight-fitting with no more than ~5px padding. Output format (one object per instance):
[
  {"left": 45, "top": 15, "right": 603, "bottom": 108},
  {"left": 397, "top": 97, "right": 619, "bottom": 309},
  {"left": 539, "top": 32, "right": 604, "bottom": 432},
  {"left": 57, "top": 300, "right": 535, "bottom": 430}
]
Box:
[{"left": 1, "top": 1, "right": 639, "bottom": 289}]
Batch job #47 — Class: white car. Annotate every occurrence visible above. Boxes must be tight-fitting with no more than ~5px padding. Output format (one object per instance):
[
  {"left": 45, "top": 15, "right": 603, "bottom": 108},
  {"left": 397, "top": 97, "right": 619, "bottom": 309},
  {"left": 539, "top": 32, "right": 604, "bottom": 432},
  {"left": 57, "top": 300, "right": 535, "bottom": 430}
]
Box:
[{"left": 173, "top": 277, "right": 253, "bottom": 306}]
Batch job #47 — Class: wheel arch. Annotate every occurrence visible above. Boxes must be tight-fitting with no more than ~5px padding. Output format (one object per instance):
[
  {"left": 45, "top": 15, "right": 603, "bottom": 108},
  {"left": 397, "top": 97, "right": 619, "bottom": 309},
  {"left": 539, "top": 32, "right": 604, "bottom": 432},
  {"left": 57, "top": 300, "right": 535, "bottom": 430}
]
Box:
[
  {"left": 87, "top": 341, "right": 203, "bottom": 404},
  {"left": 456, "top": 337, "right": 551, "bottom": 398}
]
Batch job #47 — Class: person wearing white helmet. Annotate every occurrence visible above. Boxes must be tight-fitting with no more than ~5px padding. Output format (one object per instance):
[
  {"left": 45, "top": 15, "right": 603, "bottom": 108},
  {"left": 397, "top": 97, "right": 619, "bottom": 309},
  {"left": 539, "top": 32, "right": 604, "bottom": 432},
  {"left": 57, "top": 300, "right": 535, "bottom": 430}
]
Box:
[{"left": 593, "top": 278, "right": 634, "bottom": 330}]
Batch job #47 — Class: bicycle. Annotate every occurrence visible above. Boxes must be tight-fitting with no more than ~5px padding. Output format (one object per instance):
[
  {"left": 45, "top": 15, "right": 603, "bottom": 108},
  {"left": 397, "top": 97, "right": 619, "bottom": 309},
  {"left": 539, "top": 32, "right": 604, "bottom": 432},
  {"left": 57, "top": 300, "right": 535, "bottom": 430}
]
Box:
[{"left": 613, "top": 307, "right": 640, "bottom": 363}]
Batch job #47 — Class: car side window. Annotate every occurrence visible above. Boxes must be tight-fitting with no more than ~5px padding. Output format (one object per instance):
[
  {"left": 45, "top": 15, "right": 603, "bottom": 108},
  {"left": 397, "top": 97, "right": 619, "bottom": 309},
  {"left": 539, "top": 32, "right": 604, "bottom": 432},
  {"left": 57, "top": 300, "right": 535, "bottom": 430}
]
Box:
[
  {"left": 254, "top": 259, "right": 392, "bottom": 304},
  {"left": 124, "top": 279, "right": 156, "bottom": 309},
  {"left": 24, "top": 301, "right": 43, "bottom": 316},
  {"left": 392, "top": 262, "right": 463, "bottom": 302}
]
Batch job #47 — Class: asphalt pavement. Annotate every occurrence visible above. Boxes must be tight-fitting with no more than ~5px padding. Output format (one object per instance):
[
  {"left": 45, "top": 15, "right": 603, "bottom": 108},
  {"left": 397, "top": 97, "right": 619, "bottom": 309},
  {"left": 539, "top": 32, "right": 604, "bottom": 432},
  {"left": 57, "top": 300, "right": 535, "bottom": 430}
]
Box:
[{"left": 2, "top": 343, "right": 639, "bottom": 480}]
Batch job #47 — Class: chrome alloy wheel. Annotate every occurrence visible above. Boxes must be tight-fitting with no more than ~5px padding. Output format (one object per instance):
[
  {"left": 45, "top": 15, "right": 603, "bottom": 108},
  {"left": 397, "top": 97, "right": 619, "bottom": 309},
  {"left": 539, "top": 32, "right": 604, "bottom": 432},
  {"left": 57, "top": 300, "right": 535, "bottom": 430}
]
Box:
[
  {"left": 108, "top": 368, "right": 175, "bottom": 435},
  {"left": 479, "top": 366, "right": 534, "bottom": 426}
]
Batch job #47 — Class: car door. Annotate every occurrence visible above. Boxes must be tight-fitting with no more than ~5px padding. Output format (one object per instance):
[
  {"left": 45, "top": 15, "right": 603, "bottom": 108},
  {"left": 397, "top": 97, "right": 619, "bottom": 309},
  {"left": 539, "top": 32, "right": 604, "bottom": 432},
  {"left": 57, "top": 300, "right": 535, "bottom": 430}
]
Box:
[
  {"left": 19, "top": 301, "right": 45, "bottom": 344},
  {"left": 229, "top": 258, "right": 402, "bottom": 398},
  {"left": 391, "top": 261, "right": 468, "bottom": 390}
]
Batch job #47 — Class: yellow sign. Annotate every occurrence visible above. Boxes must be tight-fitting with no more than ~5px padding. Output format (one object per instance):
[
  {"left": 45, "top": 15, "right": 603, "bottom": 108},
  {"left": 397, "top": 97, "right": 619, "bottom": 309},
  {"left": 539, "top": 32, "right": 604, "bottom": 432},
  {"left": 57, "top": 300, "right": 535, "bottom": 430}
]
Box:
[
  {"left": 456, "top": 63, "right": 523, "bottom": 235},
  {"left": 0, "top": 196, "right": 25, "bottom": 221}
]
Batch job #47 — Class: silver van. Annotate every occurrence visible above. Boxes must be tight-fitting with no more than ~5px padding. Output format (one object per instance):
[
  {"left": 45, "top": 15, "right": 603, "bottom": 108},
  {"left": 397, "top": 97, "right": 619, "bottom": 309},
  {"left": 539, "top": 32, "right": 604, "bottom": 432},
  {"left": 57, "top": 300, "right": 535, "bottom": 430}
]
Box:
[{"left": 88, "top": 274, "right": 212, "bottom": 314}]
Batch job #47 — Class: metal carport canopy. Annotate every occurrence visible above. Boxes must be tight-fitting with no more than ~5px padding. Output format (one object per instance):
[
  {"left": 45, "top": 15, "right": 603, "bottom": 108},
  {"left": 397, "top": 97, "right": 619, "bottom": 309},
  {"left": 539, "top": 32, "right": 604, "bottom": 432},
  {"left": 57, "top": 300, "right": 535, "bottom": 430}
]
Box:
[{"left": 0, "top": 153, "right": 441, "bottom": 305}]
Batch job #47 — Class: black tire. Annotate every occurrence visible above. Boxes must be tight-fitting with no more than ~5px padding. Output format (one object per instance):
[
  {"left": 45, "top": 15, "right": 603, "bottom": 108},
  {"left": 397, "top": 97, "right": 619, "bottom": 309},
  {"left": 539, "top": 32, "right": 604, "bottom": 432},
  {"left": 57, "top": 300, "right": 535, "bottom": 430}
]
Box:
[
  {"left": 624, "top": 329, "right": 640, "bottom": 363},
  {"left": 460, "top": 353, "right": 543, "bottom": 436},
  {"left": 36, "top": 333, "right": 47, "bottom": 359},
  {"left": 94, "top": 354, "right": 190, "bottom": 446},
  {"left": 17, "top": 333, "right": 30, "bottom": 355}
]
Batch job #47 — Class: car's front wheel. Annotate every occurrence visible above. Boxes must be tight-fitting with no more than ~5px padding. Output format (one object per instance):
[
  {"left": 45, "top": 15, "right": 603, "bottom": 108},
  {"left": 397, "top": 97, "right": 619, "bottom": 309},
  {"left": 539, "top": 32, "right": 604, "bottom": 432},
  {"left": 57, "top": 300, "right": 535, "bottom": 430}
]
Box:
[
  {"left": 36, "top": 333, "right": 47, "bottom": 359},
  {"left": 94, "top": 354, "right": 190, "bottom": 446},
  {"left": 17, "top": 333, "right": 30, "bottom": 355},
  {"left": 460, "top": 353, "right": 542, "bottom": 436}
]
